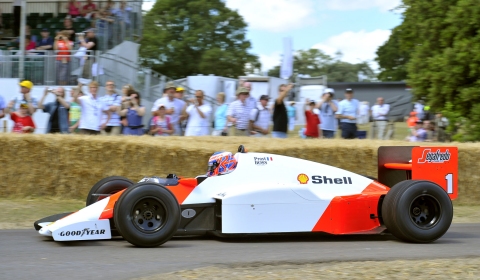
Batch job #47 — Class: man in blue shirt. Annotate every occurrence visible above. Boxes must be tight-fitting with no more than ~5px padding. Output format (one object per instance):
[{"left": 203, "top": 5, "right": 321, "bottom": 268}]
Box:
[
  {"left": 35, "top": 28, "right": 54, "bottom": 53},
  {"left": 335, "top": 88, "right": 360, "bottom": 139}
]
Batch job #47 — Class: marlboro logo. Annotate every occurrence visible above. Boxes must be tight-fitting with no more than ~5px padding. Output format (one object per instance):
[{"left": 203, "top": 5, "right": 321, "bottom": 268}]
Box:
[{"left": 418, "top": 149, "right": 451, "bottom": 163}]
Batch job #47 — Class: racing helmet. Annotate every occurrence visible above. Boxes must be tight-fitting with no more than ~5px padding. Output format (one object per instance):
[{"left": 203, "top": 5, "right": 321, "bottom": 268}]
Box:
[{"left": 207, "top": 151, "right": 237, "bottom": 177}]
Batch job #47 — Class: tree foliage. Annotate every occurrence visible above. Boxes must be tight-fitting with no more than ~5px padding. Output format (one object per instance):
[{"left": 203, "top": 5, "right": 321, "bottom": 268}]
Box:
[
  {"left": 140, "top": 0, "right": 260, "bottom": 79},
  {"left": 381, "top": 0, "right": 480, "bottom": 140},
  {"left": 375, "top": 26, "right": 410, "bottom": 81},
  {"left": 268, "top": 49, "right": 376, "bottom": 82}
]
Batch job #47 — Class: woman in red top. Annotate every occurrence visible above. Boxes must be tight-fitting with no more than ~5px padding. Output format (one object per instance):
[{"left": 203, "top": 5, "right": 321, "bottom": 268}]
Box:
[
  {"left": 10, "top": 103, "right": 35, "bottom": 133},
  {"left": 304, "top": 99, "right": 321, "bottom": 138}
]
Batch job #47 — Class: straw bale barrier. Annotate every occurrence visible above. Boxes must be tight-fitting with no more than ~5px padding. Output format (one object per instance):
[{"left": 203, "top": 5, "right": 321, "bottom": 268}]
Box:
[{"left": 0, "top": 134, "right": 479, "bottom": 204}]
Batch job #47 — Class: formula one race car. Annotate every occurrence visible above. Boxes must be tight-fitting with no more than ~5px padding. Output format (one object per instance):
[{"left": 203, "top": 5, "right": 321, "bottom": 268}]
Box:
[{"left": 34, "top": 145, "right": 458, "bottom": 247}]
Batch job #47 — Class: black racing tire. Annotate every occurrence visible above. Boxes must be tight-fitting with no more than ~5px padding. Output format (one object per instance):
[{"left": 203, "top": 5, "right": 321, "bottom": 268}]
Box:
[
  {"left": 382, "top": 180, "right": 453, "bottom": 243},
  {"left": 114, "top": 182, "right": 181, "bottom": 247},
  {"left": 86, "top": 176, "right": 134, "bottom": 206}
]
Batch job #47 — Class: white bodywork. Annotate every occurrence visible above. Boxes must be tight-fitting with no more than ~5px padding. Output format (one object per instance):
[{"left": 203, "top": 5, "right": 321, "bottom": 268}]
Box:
[
  {"left": 186, "top": 153, "right": 375, "bottom": 234},
  {"left": 38, "top": 196, "right": 112, "bottom": 241},
  {"left": 37, "top": 152, "right": 378, "bottom": 239}
]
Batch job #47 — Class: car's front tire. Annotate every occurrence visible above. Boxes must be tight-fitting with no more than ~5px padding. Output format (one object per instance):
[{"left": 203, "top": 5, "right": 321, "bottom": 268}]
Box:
[
  {"left": 114, "top": 183, "right": 181, "bottom": 247},
  {"left": 86, "top": 176, "right": 134, "bottom": 206},
  {"left": 382, "top": 180, "right": 453, "bottom": 243}
]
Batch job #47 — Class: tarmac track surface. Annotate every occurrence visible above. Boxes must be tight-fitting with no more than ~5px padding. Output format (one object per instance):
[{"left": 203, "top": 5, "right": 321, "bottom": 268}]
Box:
[{"left": 2, "top": 224, "right": 480, "bottom": 280}]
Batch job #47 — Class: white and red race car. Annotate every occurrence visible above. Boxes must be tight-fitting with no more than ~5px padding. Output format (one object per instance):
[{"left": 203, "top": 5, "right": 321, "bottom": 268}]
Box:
[{"left": 34, "top": 145, "right": 458, "bottom": 247}]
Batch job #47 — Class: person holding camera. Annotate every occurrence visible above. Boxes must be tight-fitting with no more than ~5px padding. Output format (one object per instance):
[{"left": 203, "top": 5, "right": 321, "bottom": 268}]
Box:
[
  {"left": 316, "top": 88, "right": 338, "bottom": 139},
  {"left": 5, "top": 80, "right": 37, "bottom": 116},
  {"left": 119, "top": 92, "right": 145, "bottom": 136},
  {"left": 184, "top": 90, "right": 212, "bottom": 136},
  {"left": 78, "top": 29, "right": 97, "bottom": 81},
  {"left": 38, "top": 87, "right": 71, "bottom": 134},
  {"left": 54, "top": 32, "right": 73, "bottom": 85}
]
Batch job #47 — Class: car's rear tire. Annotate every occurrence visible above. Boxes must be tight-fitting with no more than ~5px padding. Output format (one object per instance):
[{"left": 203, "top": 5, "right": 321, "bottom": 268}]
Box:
[
  {"left": 382, "top": 180, "right": 453, "bottom": 243},
  {"left": 114, "top": 183, "right": 181, "bottom": 247},
  {"left": 86, "top": 176, "right": 134, "bottom": 206}
]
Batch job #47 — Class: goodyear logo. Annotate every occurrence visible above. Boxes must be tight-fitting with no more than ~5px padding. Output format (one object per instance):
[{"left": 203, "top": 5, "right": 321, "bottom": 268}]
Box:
[{"left": 297, "top": 173, "right": 309, "bottom": 184}]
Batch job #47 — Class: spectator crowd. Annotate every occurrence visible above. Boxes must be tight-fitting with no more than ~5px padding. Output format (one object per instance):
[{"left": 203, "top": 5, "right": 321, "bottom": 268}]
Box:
[
  {"left": 0, "top": 79, "right": 450, "bottom": 143},
  {"left": 6, "top": 1, "right": 134, "bottom": 85}
]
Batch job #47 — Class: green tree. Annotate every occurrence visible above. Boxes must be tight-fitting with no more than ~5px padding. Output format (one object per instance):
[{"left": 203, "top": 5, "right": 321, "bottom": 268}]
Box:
[
  {"left": 267, "top": 49, "right": 376, "bottom": 82},
  {"left": 140, "top": 0, "right": 259, "bottom": 79},
  {"left": 401, "top": 0, "right": 480, "bottom": 140},
  {"left": 375, "top": 26, "right": 410, "bottom": 81}
]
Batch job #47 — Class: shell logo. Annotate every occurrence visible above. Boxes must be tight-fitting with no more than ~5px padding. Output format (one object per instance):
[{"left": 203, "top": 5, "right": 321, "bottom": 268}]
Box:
[{"left": 297, "top": 173, "right": 309, "bottom": 184}]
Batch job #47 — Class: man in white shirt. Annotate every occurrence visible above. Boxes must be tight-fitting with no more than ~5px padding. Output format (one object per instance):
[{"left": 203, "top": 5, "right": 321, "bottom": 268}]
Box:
[
  {"left": 316, "top": 88, "right": 338, "bottom": 139},
  {"left": 184, "top": 90, "right": 212, "bottom": 136},
  {"left": 74, "top": 81, "right": 111, "bottom": 135},
  {"left": 152, "top": 82, "right": 186, "bottom": 135},
  {"left": 371, "top": 97, "right": 390, "bottom": 140},
  {"left": 100, "top": 80, "right": 122, "bottom": 135},
  {"left": 250, "top": 95, "right": 271, "bottom": 137},
  {"left": 227, "top": 87, "right": 255, "bottom": 136},
  {"left": 335, "top": 88, "right": 360, "bottom": 139},
  {"left": 358, "top": 101, "right": 370, "bottom": 124}
]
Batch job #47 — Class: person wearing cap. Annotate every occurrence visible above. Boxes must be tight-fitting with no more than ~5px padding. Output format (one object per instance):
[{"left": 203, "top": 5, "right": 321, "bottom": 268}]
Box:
[
  {"left": 227, "top": 87, "right": 255, "bottom": 136},
  {"left": 152, "top": 81, "right": 186, "bottom": 135},
  {"left": 35, "top": 28, "right": 54, "bottom": 52},
  {"left": 5, "top": 80, "right": 37, "bottom": 116},
  {"left": 175, "top": 87, "right": 185, "bottom": 100},
  {"left": 78, "top": 28, "right": 97, "bottom": 81},
  {"left": 272, "top": 84, "right": 294, "bottom": 138},
  {"left": 371, "top": 97, "right": 390, "bottom": 140},
  {"left": 316, "top": 88, "right": 338, "bottom": 139},
  {"left": 149, "top": 103, "right": 173, "bottom": 136},
  {"left": 249, "top": 95, "right": 272, "bottom": 137},
  {"left": 184, "top": 90, "right": 212, "bottom": 136},
  {"left": 38, "top": 87, "right": 71, "bottom": 134},
  {"left": 175, "top": 87, "right": 189, "bottom": 135},
  {"left": 335, "top": 88, "right": 360, "bottom": 139}
]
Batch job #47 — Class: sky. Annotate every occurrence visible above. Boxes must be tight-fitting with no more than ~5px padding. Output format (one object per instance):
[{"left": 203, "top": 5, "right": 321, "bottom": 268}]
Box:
[{"left": 142, "top": 0, "right": 404, "bottom": 72}]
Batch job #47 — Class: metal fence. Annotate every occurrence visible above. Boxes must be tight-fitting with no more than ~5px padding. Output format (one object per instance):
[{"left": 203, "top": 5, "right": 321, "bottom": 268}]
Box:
[
  {"left": 0, "top": 50, "right": 99, "bottom": 85},
  {"left": 0, "top": 50, "right": 218, "bottom": 108}
]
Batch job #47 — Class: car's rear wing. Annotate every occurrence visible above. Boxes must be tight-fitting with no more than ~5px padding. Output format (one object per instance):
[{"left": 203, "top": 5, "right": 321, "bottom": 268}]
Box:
[{"left": 378, "top": 146, "right": 458, "bottom": 200}]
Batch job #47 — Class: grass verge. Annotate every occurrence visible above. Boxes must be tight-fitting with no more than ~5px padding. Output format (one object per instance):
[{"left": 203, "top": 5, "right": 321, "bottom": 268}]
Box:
[{"left": 135, "top": 258, "right": 480, "bottom": 279}]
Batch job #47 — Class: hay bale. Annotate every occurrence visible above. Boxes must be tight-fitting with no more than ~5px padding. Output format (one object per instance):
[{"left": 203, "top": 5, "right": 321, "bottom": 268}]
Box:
[{"left": 0, "top": 134, "right": 478, "bottom": 204}]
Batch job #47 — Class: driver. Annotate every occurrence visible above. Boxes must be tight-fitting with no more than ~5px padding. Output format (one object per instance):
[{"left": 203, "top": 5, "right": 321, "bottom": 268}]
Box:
[{"left": 207, "top": 151, "right": 237, "bottom": 177}]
